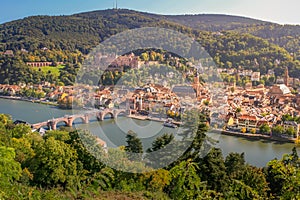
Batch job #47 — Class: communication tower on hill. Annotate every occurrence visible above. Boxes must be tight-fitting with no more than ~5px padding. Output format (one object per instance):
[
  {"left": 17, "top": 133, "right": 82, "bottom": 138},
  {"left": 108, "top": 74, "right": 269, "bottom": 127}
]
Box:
[{"left": 113, "top": 0, "right": 118, "bottom": 9}]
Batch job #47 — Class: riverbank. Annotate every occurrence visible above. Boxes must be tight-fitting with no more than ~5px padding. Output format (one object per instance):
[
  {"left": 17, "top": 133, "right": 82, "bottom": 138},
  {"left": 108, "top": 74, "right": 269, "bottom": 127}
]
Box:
[
  {"left": 210, "top": 129, "right": 297, "bottom": 144},
  {"left": 0, "top": 95, "right": 58, "bottom": 106},
  {"left": 0, "top": 95, "right": 296, "bottom": 144},
  {"left": 0, "top": 97, "right": 298, "bottom": 167},
  {"left": 129, "top": 115, "right": 296, "bottom": 143},
  {"left": 128, "top": 114, "right": 182, "bottom": 125}
]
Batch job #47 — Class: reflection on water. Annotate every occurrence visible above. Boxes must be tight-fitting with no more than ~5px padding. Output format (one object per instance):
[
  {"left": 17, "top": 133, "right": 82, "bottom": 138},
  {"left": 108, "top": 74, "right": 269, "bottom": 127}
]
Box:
[
  {"left": 209, "top": 132, "right": 299, "bottom": 167},
  {"left": 77, "top": 117, "right": 178, "bottom": 150},
  {"left": 0, "top": 98, "right": 299, "bottom": 167}
]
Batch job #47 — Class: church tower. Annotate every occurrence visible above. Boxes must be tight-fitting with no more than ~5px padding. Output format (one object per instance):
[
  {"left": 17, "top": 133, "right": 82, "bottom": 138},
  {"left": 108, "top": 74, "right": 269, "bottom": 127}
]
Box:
[
  {"left": 284, "top": 66, "right": 289, "bottom": 86},
  {"left": 193, "top": 72, "right": 201, "bottom": 97}
]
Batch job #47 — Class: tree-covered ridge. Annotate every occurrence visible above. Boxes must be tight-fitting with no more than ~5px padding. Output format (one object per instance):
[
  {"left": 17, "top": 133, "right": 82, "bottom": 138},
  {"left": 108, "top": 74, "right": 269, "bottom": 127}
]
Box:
[
  {"left": 0, "top": 8, "right": 299, "bottom": 86},
  {"left": 0, "top": 9, "right": 189, "bottom": 54},
  {"left": 197, "top": 31, "right": 300, "bottom": 77},
  {"left": 161, "top": 14, "right": 300, "bottom": 61},
  {"left": 162, "top": 14, "right": 271, "bottom": 32},
  {"left": 230, "top": 24, "right": 300, "bottom": 60}
]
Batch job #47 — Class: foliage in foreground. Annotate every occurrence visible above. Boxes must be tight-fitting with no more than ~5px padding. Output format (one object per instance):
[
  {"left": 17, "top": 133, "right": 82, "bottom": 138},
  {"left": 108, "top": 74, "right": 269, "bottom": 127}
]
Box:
[{"left": 0, "top": 112, "right": 299, "bottom": 199}]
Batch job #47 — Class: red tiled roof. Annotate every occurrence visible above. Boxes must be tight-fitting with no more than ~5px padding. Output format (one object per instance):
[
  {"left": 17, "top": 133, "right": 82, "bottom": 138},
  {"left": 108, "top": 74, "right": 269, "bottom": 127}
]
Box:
[{"left": 238, "top": 115, "right": 257, "bottom": 121}]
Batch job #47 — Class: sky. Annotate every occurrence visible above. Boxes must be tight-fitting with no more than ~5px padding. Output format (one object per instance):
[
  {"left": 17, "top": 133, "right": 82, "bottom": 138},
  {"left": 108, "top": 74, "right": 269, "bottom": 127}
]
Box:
[{"left": 0, "top": 0, "right": 300, "bottom": 25}]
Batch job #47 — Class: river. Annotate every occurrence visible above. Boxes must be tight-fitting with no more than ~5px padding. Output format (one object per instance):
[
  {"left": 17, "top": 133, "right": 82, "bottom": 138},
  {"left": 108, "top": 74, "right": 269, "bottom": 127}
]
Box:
[{"left": 0, "top": 98, "right": 299, "bottom": 167}]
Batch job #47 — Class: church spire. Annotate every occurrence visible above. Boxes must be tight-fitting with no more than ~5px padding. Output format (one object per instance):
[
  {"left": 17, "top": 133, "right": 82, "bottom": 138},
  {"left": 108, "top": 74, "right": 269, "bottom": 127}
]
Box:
[{"left": 284, "top": 66, "right": 289, "bottom": 86}]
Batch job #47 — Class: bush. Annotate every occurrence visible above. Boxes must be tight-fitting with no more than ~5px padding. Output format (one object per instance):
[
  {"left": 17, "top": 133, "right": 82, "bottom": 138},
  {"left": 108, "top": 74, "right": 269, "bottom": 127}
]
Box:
[
  {"left": 250, "top": 128, "right": 256, "bottom": 134},
  {"left": 241, "top": 127, "right": 247, "bottom": 133}
]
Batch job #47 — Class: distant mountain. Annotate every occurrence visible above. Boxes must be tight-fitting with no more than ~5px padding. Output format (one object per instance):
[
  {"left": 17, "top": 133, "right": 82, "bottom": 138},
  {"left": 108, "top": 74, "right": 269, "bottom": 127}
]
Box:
[{"left": 0, "top": 9, "right": 299, "bottom": 85}]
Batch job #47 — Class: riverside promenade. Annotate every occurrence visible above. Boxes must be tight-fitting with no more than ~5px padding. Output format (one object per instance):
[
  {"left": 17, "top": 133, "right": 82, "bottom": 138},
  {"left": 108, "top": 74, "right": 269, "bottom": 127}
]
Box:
[
  {"left": 210, "top": 129, "right": 297, "bottom": 144},
  {"left": 128, "top": 114, "right": 182, "bottom": 126},
  {"left": 0, "top": 95, "right": 58, "bottom": 106}
]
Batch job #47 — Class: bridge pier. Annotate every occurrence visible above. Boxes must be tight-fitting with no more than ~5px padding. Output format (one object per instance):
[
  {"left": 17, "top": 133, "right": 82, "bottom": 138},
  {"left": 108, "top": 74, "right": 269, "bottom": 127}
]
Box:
[
  {"left": 83, "top": 114, "right": 89, "bottom": 124},
  {"left": 48, "top": 121, "right": 57, "bottom": 130},
  {"left": 67, "top": 117, "right": 73, "bottom": 127}
]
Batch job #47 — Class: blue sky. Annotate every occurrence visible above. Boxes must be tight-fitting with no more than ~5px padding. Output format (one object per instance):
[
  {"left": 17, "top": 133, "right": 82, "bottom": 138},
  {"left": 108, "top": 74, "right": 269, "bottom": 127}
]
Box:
[{"left": 1, "top": 0, "right": 300, "bottom": 24}]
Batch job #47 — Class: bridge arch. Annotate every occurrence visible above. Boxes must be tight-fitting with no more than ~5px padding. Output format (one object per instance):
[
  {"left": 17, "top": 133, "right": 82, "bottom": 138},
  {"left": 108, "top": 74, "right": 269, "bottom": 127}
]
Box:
[
  {"left": 52, "top": 119, "right": 69, "bottom": 130},
  {"left": 115, "top": 109, "right": 127, "bottom": 118},
  {"left": 102, "top": 111, "right": 114, "bottom": 120},
  {"left": 69, "top": 115, "right": 89, "bottom": 125}
]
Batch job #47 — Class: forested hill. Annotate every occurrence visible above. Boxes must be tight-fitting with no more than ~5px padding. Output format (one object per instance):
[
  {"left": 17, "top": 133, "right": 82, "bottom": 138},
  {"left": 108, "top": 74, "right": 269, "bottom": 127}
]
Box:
[
  {"left": 0, "top": 9, "right": 177, "bottom": 54},
  {"left": 161, "top": 14, "right": 300, "bottom": 61},
  {"left": 162, "top": 14, "right": 271, "bottom": 31},
  {"left": 229, "top": 24, "right": 300, "bottom": 59},
  {"left": 0, "top": 9, "right": 299, "bottom": 85}
]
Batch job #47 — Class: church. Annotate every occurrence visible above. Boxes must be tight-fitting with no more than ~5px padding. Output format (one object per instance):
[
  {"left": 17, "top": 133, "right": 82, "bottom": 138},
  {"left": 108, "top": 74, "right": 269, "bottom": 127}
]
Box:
[{"left": 268, "top": 67, "right": 292, "bottom": 97}]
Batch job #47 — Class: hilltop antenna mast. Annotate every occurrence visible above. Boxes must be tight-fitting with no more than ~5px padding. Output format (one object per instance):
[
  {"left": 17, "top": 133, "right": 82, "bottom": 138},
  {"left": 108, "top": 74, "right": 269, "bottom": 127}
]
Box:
[{"left": 116, "top": 0, "right": 118, "bottom": 9}]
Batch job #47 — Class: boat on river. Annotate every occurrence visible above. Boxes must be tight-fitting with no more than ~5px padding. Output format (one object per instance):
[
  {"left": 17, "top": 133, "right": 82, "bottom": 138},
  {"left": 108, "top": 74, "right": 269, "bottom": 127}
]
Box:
[{"left": 163, "top": 119, "right": 178, "bottom": 128}]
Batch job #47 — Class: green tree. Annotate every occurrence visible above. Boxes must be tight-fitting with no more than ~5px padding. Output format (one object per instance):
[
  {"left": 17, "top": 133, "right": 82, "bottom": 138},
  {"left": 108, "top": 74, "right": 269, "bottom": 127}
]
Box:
[
  {"left": 10, "top": 124, "right": 32, "bottom": 138},
  {"left": 0, "top": 114, "right": 12, "bottom": 125},
  {"left": 0, "top": 114, "right": 13, "bottom": 146},
  {"left": 168, "top": 159, "right": 207, "bottom": 200},
  {"left": 102, "top": 147, "right": 149, "bottom": 174},
  {"left": 82, "top": 167, "right": 115, "bottom": 195},
  {"left": 259, "top": 124, "right": 271, "bottom": 134},
  {"left": 225, "top": 152, "right": 246, "bottom": 177},
  {"left": 125, "top": 130, "right": 143, "bottom": 161},
  {"left": 285, "top": 127, "right": 296, "bottom": 137},
  {"left": 10, "top": 137, "right": 35, "bottom": 165},
  {"left": 178, "top": 109, "right": 213, "bottom": 163},
  {"left": 226, "top": 165, "right": 269, "bottom": 199},
  {"left": 44, "top": 130, "right": 71, "bottom": 142},
  {"left": 226, "top": 179, "right": 260, "bottom": 200},
  {"left": 0, "top": 146, "right": 22, "bottom": 198},
  {"left": 197, "top": 148, "right": 229, "bottom": 192},
  {"left": 145, "top": 133, "right": 175, "bottom": 168},
  {"left": 266, "top": 158, "right": 300, "bottom": 198},
  {"left": 281, "top": 114, "right": 294, "bottom": 122},
  {"left": 272, "top": 125, "right": 284, "bottom": 136},
  {"left": 30, "top": 137, "right": 78, "bottom": 188},
  {"left": 236, "top": 107, "right": 242, "bottom": 113},
  {"left": 265, "top": 148, "right": 300, "bottom": 198},
  {"left": 142, "top": 169, "right": 171, "bottom": 192},
  {"left": 66, "top": 130, "right": 104, "bottom": 175}
]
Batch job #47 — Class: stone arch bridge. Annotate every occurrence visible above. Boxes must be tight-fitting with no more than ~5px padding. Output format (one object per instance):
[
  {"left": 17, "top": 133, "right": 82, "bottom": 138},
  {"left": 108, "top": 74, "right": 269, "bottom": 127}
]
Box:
[{"left": 31, "top": 109, "right": 128, "bottom": 130}]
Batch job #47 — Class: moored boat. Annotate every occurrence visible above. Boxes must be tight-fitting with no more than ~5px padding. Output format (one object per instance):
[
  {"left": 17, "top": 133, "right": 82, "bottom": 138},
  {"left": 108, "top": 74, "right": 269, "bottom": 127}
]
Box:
[{"left": 163, "top": 119, "right": 178, "bottom": 128}]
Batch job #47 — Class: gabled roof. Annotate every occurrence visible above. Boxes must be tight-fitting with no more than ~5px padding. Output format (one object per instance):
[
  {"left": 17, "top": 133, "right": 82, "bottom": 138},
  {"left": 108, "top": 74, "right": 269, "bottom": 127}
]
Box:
[{"left": 238, "top": 115, "right": 257, "bottom": 121}]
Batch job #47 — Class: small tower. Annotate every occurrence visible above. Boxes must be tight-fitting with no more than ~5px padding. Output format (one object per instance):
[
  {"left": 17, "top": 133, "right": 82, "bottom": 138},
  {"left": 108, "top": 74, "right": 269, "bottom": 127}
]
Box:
[
  {"left": 193, "top": 72, "right": 201, "bottom": 97},
  {"left": 284, "top": 66, "right": 289, "bottom": 86}
]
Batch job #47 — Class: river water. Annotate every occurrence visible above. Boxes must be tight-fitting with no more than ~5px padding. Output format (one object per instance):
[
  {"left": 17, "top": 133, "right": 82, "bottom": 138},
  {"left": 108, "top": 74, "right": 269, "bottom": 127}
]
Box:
[{"left": 0, "top": 98, "right": 299, "bottom": 167}]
